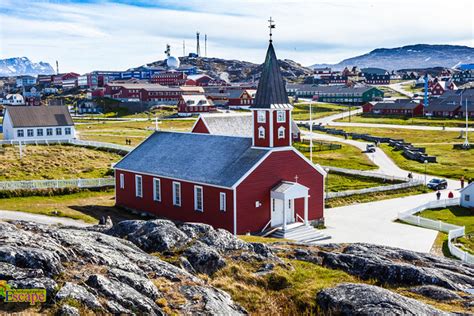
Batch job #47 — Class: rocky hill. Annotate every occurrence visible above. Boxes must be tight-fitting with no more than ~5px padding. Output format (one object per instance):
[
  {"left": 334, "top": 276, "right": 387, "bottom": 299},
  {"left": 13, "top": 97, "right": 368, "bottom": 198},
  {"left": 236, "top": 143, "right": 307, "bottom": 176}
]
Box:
[
  {"left": 145, "top": 56, "right": 312, "bottom": 83},
  {"left": 312, "top": 44, "right": 474, "bottom": 71},
  {"left": 0, "top": 57, "right": 55, "bottom": 76},
  {"left": 1, "top": 219, "right": 473, "bottom": 315}
]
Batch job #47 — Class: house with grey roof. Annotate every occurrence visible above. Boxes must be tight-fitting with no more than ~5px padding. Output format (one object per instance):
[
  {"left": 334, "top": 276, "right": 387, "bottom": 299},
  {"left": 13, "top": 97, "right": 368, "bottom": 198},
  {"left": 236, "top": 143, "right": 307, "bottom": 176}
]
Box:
[
  {"left": 2, "top": 106, "right": 75, "bottom": 141},
  {"left": 114, "top": 36, "right": 326, "bottom": 238}
]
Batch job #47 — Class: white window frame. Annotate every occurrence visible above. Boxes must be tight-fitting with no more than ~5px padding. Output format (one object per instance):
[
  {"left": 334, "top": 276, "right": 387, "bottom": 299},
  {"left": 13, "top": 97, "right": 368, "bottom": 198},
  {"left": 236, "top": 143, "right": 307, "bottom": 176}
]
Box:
[
  {"left": 153, "top": 178, "right": 161, "bottom": 202},
  {"left": 37, "top": 129, "right": 43, "bottom": 137},
  {"left": 17, "top": 129, "right": 24, "bottom": 137},
  {"left": 173, "top": 181, "right": 181, "bottom": 206},
  {"left": 135, "top": 175, "right": 142, "bottom": 198},
  {"left": 219, "top": 192, "right": 226, "bottom": 212},
  {"left": 27, "top": 129, "right": 34, "bottom": 137},
  {"left": 258, "top": 126, "right": 265, "bottom": 139},
  {"left": 277, "top": 110, "right": 286, "bottom": 123},
  {"left": 278, "top": 126, "right": 285, "bottom": 139},
  {"left": 119, "top": 173, "right": 125, "bottom": 189},
  {"left": 466, "top": 194, "right": 470, "bottom": 202},
  {"left": 194, "top": 185, "right": 203, "bottom": 212},
  {"left": 46, "top": 128, "right": 53, "bottom": 136},
  {"left": 65, "top": 127, "right": 71, "bottom": 135},
  {"left": 56, "top": 127, "right": 62, "bottom": 136},
  {"left": 257, "top": 110, "right": 266, "bottom": 123}
]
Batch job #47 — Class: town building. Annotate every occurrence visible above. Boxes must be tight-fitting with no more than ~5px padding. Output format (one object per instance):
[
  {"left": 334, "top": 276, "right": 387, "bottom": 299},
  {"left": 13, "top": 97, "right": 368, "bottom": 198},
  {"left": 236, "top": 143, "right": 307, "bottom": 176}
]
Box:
[
  {"left": 363, "top": 100, "right": 423, "bottom": 116},
  {"left": 185, "top": 74, "right": 214, "bottom": 86},
  {"left": 1, "top": 94, "right": 25, "bottom": 105},
  {"left": 16, "top": 75, "right": 37, "bottom": 88},
  {"left": 177, "top": 94, "right": 215, "bottom": 116},
  {"left": 430, "top": 79, "right": 457, "bottom": 96},
  {"left": 461, "top": 183, "right": 474, "bottom": 209},
  {"left": 227, "top": 89, "right": 257, "bottom": 109},
  {"left": 424, "top": 101, "right": 461, "bottom": 117},
  {"left": 53, "top": 73, "right": 80, "bottom": 87},
  {"left": 286, "top": 84, "right": 384, "bottom": 104},
  {"left": 2, "top": 106, "right": 75, "bottom": 141},
  {"left": 191, "top": 113, "right": 301, "bottom": 141},
  {"left": 361, "top": 68, "right": 391, "bottom": 85},
  {"left": 114, "top": 39, "right": 326, "bottom": 235},
  {"left": 151, "top": 71, "right": 187, "bottom": 86}
]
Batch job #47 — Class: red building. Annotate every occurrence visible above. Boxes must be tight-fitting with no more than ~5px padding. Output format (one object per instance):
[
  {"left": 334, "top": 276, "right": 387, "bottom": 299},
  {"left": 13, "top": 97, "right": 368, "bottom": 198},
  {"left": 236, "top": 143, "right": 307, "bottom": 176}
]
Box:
[
  {"left": 151, "top": 71, "right": 187, "bottom": 86},
  {"left": 114, "top": 40, "right": 326, "bottom": 236},
  {"left": 53, "top": 73, "right": 80, "bottom": 87},
  {"left": 177, "top": 94, "right": 216, "bottom": 116},
  {"left": 185, "top": 74, "right": 213, "bottom": 86},
  {"left": 364, "top": 100, "right": 424, "bottom": 116},
  {"left": 227, "top": 89, "right": 257, "bottom": 109}
]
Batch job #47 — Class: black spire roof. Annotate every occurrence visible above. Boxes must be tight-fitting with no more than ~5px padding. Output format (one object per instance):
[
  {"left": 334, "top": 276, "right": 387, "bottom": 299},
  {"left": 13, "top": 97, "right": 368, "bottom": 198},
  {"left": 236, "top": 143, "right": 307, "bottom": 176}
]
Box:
[{"left": 251, "top": 42, "right": 291, "bottom": 109}]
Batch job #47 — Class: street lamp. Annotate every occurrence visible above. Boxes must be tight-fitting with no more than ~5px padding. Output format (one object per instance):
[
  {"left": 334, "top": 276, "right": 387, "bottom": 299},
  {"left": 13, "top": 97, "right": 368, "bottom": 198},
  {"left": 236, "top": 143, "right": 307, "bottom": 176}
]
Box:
[{"left": 424, "top": 160, "right": 428, "bottom": 186}]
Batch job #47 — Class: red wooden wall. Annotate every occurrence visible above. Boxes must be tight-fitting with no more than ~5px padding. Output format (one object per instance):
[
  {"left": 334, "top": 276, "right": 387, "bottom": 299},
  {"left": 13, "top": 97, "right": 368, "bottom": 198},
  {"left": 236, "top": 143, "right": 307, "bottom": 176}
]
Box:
[{"left": 191, "top": 118, "right": 210, "bottom": 134}]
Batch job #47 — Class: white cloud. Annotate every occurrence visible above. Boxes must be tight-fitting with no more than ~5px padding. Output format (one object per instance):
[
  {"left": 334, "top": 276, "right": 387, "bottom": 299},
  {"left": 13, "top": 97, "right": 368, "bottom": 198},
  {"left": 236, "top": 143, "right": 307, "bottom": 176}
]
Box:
[{"left": 0, "top": 0, "right": 472, "bottom": 73}]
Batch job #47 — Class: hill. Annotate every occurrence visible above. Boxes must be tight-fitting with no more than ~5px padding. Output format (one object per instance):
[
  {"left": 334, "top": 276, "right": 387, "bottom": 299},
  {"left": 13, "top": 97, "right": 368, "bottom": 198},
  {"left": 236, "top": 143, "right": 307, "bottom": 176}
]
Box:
[
  {"left": 312, "top": 44, "right": 474, "bottom": 71},
  {"left": 0, "top": 57, "right": 55, "bottom": 76},
  {"left": 144, "top": 56, "right": 313, "bottom": 82}
]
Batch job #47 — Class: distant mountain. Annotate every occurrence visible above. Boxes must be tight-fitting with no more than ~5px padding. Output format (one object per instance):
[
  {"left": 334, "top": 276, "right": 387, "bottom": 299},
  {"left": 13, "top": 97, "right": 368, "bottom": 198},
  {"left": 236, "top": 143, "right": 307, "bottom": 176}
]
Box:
[
  {"left": 144, "top": 56, "right": 313, "bottom": 82},
  {"left": 312, "top": 44, "right": 474, "bottom": 71},
  {"left": 0, "top": 57, "right": 55, "bottom": 76}
]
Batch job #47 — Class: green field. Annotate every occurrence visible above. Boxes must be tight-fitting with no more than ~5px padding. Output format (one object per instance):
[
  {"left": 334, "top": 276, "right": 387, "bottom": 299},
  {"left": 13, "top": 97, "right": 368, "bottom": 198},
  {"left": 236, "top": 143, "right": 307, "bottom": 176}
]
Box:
[
  {"left": 0, "top": 145, "right": 120, "bottom": 181},
  {"left": 76, "top": 119, "right": 196, "bottom": 145},
  {"left": 336, "top": 114, "right": 473, "bottom": 128},
  {"left": 291, "top": 102, "right": 350, "bottom": 121},
  {"left": 326, "top": 171, "right": 401, "bottom": 192},
  {"left": 419, "top": 206, "right": 474, "bottom": 254},
  {"left": 301, "top": 141, "right": 377, "bottom": 171},
  {"left": 373, "top": 85, "right": 408, "bottom": 99},
  {"left": 328, "top": 125, "right": 474, "bottom": 179}
]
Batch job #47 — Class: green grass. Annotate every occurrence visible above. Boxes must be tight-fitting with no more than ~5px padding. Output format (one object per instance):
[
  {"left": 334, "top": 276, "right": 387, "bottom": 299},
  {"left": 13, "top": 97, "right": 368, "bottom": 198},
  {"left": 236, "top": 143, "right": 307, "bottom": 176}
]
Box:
[
  {"left": 291, "top": 102, "right": 350, "bottom": 121},
  {"left": 326, "top": 185, "right": 430, "bottom": 208},
  {"left": 0, "top": 189, "right": 140, "bottom": 224},
  {"left": 373, "top": 85, "right": 408, "bottom": 99},
  {"left": 0, "top": 145, "right": 120, "bottom": 181},
  {"left": 76, "top": 119, "right": 196, "bottom": 145},
  {"left": 336, "top": 114, "right": 473, "bottom": 128},
  {"left": 327, "top": 125, "right": 474, "bottom": 179},
  {"left": 326, "top": 172, "right": 402, "bottom": 192},
  {"left": 239, "top": 235, "right": 290, "bottom": 243},
  {"left": 419, "top": 206, "right": 474, "bottom": 254},
  {"left": 299, "top": 142, "right": 378, "bottom": 171}
]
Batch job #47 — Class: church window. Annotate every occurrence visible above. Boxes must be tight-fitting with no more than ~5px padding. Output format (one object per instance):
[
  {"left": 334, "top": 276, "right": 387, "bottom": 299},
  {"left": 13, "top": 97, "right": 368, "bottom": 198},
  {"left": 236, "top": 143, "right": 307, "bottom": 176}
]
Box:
[
  {"left": 278, "top": 126, "right": 285, "bottom": 139},
  {"left": 258, "top": 126, "right": 265, "bottom": 139},
  {"left": 277, "top": 110, "right": 286, "bottom": 123},
  {"left": 257, "top": 111, "right": 266, "bottom": 123}
]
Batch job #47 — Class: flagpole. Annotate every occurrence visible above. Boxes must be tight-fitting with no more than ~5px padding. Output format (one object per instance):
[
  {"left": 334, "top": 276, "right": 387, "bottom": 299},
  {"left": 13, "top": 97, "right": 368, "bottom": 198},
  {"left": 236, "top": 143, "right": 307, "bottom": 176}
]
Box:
[{"left": 310, "top": 100, "right": 313, "bottom": 163}]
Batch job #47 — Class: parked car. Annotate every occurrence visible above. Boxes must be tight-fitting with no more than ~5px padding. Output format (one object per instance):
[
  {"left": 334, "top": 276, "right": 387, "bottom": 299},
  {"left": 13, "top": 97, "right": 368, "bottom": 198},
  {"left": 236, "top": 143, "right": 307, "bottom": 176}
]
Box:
[
  {"left": 366, "top": 144, "right": 376, "bottom": 153},
  {"left": 427, "top": 178, "right": 448, "bottom": 190}
]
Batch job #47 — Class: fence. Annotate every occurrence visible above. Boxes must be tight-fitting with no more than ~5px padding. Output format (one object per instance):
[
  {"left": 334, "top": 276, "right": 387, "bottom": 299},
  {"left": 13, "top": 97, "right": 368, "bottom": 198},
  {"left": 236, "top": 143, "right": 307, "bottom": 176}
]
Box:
[
  {"left": 397, "top": 198, "right": 474, "bottom": 264},
  {"left": 293, "top": 140, "right": 342, "bottom": 153},
  {"left": 0, "top": 178, "right": 115, "bottom": 191},
  {"left": 324, "top": 166, "right": 410, "bottom": 182},
  {"left": 326, "top": 180, "right": 423, "bottom": 199},
  {"left": 0, "top": 139, "right": 133, "bottom": 154}
]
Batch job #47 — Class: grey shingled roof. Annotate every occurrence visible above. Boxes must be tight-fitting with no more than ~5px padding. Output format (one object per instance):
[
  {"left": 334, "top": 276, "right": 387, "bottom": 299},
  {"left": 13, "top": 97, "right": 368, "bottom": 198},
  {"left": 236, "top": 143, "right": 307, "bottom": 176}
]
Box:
[
  {"left": 114, "top": 131, "right": 270, "bottom": 187},
  {"left": 252, "top": 43, "right": 290, "bottom": 109},
  {"left": 286, "top": 84, "right": 375, "bottom": 95},
  {"left": 5, "top": 106, "right": 74, "bottom": 128},
  {"left": 200, "top": 114, "right": 300, "bottom": 138},
  {"left": 373, "top": 101, "right": 420, "bottom": 110}
]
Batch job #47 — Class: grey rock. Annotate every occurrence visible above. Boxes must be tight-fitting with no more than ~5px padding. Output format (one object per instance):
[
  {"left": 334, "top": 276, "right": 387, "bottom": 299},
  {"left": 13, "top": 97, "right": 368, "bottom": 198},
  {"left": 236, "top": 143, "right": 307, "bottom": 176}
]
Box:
[
  {"left": 0, "top": 246, "right": 64, "bottom": 276},
  {"left": 56, "top": 304, "right": 80, "bottom": 316},
  {"left": 0, "top": 261, "right": 44, "bottom": 280},
  {"left": 108, "top": 268, "right": 161, "bottom": 300},
  {"left": 180, "top": 285, "right": 247, "bottom": 315},
  {"left": 198, "top": 228, "right": 251, "bottom": 252},
  {"left": 184, "top": 241, "right": 226, "bottom": 275},
  {"left": 8, "top": 277, "right": 57, "bottom": 297},
  {"left": 255, "top": 263, "right": 275, "bottom": 276},
  {"left": 409, "top": 285, "right": 462, "bottom": 301},
  {"left": 86, "top": 274, "right": 164, "bottom": 315},
  {"left": 179, "top": 256, "right": 197, "bottom": 274},
  {"left": 317, "top": 283, "right": 449, "bottom": 316},
  {"left": 55, "top": 282, "right": 102, "bottom": 309},
  {"left": 178, "top": 222, "right": 214, "bottom": 239},
  {"left": 107, "top": 219, "right": 190, "bottom": 252}
]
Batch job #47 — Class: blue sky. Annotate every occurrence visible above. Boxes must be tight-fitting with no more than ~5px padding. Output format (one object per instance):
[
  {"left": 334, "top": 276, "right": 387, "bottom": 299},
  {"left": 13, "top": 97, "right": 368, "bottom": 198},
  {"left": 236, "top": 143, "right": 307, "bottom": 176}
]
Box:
[{"left": 0, "top": 0, "right": 472, "bottom": 73}]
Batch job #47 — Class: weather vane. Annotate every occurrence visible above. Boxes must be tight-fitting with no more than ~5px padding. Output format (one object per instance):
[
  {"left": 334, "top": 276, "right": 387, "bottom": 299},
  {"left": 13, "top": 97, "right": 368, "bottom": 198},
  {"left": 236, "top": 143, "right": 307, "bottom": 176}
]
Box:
[{"left": 268, "top": 17, "right": 275, "bottom": 43}]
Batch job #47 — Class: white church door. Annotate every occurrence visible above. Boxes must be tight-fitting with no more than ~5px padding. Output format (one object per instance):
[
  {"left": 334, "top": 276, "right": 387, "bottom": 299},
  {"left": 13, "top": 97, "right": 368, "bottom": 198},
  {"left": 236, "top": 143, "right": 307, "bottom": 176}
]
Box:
[{"left": 271, "top": 198, "right": 295, "bottom": 227}]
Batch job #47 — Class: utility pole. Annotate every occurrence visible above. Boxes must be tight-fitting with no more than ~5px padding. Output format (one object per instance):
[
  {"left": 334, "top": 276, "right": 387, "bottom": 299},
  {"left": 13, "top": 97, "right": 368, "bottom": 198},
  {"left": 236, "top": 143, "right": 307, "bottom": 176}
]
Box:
[
  {"left": 56, "top": 60, "right": 59, "bottom": 75},
  {"left": 309, "top": 100, "right": 313, "bottom": 163},
  {"left": 464, "top": 98, "right": 470, "bottom": 148}
]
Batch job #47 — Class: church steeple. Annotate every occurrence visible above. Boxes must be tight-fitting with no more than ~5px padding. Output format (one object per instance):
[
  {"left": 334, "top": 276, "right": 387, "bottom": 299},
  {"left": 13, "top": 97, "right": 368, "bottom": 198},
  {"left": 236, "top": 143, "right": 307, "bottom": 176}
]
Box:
[{"left": 251, "top": 18, "right": 293, "bottom": 148}]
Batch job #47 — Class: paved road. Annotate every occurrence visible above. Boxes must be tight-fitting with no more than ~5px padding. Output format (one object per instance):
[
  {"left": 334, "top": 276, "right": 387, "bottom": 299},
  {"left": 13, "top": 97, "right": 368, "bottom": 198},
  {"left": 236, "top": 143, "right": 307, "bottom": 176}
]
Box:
[
  {"left": 0, "top": 210, "right": 92, "bottom": 227},
  {"left": 388, "top": 80, "right": 415, "bottom": 98},
  {"left": 329, "top": 121, "right": 474, "bottom": 132},
  {"left": 315, "top": 191, "right": 458, "bottom": 252}
]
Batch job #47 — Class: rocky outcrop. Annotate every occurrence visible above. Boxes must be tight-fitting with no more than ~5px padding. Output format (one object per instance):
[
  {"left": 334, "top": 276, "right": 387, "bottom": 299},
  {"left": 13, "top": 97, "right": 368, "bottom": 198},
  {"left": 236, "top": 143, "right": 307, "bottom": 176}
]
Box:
[
  {"left": 0, "top": 221, "right": 246, "bottom": 315},
  {"left": 408, "top": 285, "right": 463, "bottom": 301},
  {"left": 183, "top": 241, "right": 226, "bottom": 275},
  {"left": 283, "top": 243, "right": 474, "bottom": 292},
  {"left": 317, "top": 283, "right": 449, "bottom": 315}
]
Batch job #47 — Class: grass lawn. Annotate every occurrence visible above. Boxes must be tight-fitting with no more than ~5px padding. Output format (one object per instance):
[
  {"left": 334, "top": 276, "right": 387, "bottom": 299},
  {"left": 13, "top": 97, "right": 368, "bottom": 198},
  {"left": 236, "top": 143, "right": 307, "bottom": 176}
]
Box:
[
  {"left": 419, "top": 206, "right": 474, "bottom": 254},
  {"left": 0, "top": 189, "right": 140, "bottom": 224},
  {"left": 326, "top": 171, "right": 401, "bottom": 192},
  {"left": 291, "top": 102, "right": 350, "bottom": 121},
  {"left": 76, "top": 119, "right": 196, "bottom": 146},
  {"left": 328, "top": 125, "right": 474, "bottom": 179},
  {"left": 326, "top": 185, "right": 429, "bottom": 208},
  {"left": 0, "top": 145, "right": 120, "bottom": 181},
  {"left": 300, "top": 142, "right": 377, "bottom": 171},
  {"left": 374, "top": 86, "right": 408, "bottom": 99},
  {"left": 336, "top": 114, "right": 473, "bottom": 128}
]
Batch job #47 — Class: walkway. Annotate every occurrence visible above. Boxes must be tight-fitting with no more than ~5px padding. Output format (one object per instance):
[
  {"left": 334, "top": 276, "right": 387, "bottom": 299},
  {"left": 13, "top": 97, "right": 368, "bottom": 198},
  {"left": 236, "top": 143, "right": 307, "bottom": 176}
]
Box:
[{"left": 0, "top": 210, "right": 91, "bottom": 227}]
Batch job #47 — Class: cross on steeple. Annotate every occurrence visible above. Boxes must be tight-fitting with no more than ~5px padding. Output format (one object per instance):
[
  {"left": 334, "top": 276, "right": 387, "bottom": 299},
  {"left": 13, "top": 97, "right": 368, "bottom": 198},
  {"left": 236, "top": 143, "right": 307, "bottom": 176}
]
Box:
[
  {"left": 268, "top": 17, "right": 275, "bottom": 43},
  {"left": 294, "top": 175, "right": 299, "bottom": 183}
]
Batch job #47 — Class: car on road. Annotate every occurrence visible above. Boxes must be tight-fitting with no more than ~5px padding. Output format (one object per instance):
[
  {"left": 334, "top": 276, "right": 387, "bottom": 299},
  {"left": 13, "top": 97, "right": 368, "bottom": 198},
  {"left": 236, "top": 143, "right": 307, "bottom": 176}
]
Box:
[
  {"left": 427, "top": 178, "right": 448, "bottom": 190},
  {"left": 366, "top": 144, "right": 376, "bottom": 153}
]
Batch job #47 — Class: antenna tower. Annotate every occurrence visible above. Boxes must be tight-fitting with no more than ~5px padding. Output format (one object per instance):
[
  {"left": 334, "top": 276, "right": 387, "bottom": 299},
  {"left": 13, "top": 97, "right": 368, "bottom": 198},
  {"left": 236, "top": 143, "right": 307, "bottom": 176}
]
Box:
[{"left": 196, "top": 32, "right": 201, "bottom": 57}]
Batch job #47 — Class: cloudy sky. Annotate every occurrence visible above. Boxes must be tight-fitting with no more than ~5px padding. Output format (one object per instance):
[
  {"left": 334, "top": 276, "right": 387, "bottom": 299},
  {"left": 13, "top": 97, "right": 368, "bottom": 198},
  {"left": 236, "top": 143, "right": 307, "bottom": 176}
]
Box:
[{"left": 0, "top": 0, "right": 472, "bottom": 73}]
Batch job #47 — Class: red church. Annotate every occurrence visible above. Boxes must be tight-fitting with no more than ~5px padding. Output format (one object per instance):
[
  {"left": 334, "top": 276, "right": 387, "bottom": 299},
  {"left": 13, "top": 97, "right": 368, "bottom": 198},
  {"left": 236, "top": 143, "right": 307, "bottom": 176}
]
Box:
[{"left": 114, "top": 38, "right": 326, "bottom": 237}]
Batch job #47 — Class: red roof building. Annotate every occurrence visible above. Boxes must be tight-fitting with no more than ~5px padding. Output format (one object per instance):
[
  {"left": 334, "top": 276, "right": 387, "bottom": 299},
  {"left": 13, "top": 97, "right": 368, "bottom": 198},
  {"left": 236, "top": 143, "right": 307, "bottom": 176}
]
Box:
[
  {"left": 228, "top": 89, "right": 257, "bottom": 109},
  {"left": 114, "top": 40, "right": 326, "bottom": 236},
  {"left": 151, "top": 71, "right": 187, "bottom": 86}
]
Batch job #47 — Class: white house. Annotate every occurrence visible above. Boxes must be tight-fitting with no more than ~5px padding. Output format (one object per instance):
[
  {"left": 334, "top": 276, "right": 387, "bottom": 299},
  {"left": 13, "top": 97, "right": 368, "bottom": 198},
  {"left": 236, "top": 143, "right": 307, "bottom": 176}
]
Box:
[
  {"left": 1, "top": 94, "right": 25, "bottom": 105},
  {"left": 2, "top": 106, "right": 76, "bottom": 141},
  {"left": 461, "top": 183, "right": 474, "bottom": 208}
]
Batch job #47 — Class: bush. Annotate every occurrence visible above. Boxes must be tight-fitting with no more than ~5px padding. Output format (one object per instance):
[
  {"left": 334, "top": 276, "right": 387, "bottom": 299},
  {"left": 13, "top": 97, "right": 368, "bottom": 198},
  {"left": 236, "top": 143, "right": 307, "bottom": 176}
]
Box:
[{"left": 266, "top": 273, "right": 290, "bottom": 291}]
